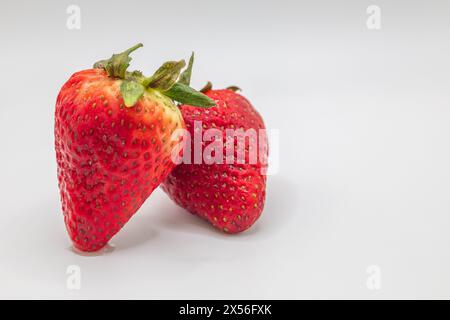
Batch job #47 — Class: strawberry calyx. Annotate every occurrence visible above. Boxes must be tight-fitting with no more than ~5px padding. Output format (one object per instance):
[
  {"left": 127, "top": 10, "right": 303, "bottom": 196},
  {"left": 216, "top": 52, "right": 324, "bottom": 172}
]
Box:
[
  {"left": 226, "top": 85, "right": 241, "bottom": 92},
  {"left": 178, "top": 52, "right": 194, "bottom": 86},
  {"left": 93, "top": 43, "right": 143, "bottom": 79},
  {"left": 94, "top": 44, "right": 215, "bottom": 108},
  {"left": 142, "top": 60, "right": 186, "bottom": 90},
  {"left": 200, "top": 81, "right": 213, "bottom": 93},
  {"left": 199, "top": 82, "right": 241, "bottom": 93}
]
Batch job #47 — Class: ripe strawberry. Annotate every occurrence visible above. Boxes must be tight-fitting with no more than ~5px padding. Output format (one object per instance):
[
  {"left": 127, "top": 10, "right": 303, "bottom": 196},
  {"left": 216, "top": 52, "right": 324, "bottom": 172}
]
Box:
[
  {"left": 162, "top": 83, "right": 268, "bottom": 233},
  {"left": 55, "top": 44, "right": 214, "bottom": 251}
]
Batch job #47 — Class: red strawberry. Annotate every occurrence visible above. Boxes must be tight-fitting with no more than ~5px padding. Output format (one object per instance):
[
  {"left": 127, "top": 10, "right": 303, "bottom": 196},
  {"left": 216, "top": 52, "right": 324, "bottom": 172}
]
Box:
[
  {"left": 162, "top": 84, "right": 268, "bottom": 233},
  {"left": 55, "top": 45, "right": 214, "bottom": 251}
]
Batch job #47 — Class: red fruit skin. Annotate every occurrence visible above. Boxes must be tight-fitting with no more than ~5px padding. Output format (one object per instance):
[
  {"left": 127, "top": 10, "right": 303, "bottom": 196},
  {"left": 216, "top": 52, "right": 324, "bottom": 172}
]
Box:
[
  {"left": 55, "top": 69, "right": 184, "bottom": 251},
  {"left": 162, "top": 89, "right": 268, "bottom": 233}
]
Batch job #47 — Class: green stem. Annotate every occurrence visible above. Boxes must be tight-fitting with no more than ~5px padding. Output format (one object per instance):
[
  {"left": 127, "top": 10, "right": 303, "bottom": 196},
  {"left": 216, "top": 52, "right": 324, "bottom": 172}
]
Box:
[{"left": 123, "top": 43, "right": 143, "bottom": 56}]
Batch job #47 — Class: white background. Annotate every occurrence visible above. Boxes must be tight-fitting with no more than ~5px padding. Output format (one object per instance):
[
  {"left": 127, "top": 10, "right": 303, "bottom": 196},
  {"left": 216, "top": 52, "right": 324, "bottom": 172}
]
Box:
[{"left": 1, "top": 0, "right": 449, "bottom": 299}]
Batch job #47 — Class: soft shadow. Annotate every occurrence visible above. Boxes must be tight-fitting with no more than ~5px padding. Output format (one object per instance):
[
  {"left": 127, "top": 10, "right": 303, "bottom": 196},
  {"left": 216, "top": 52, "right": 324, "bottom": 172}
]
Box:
[
  {"left": 110, "top": 214, "right": 159, "bottom": 251},
  {"left": 243, "top": 174, "right": 298, "bottom": 236},
  {"left": 154, "top": 202, "right": 223, "bottom": 236},
  {"left": 155, "top": 175, "right": 299, "bottom": 238}
]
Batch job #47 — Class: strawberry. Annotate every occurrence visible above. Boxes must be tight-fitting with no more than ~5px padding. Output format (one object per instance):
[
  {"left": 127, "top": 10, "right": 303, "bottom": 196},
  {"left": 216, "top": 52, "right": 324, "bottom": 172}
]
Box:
[
  {"left": 55, "top": 44, "right": 215, "bottom": 251},
  {"left": 162, "top": 81, "right": 268, "bottom": 233}
]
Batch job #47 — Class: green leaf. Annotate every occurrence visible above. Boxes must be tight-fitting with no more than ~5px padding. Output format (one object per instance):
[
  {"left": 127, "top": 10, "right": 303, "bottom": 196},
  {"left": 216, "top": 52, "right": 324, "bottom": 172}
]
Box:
[
  {"left": 163, "top": 83, "right": 216, "bottom": 108},
  {"left": 143, "top": 60, "right": 186, "bottom": 91},
  {"left": 120, "top": 80, "right": 145, "bottom": 107},
  {"left": 178, "top": 52, "right": 194, "bottom": 86},
  {"left": 94, "top": 43, "right": 143, "bottom": 79}
]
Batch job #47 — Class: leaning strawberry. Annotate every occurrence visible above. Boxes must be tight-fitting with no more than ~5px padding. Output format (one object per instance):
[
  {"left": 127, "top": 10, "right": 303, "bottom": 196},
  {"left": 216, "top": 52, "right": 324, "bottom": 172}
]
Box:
[
  {"left": 55, "top": 44, "right": 214, "bottom": 251},
  {"left": 162, "top": 79, "right": 268, "bottom": 233}
]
